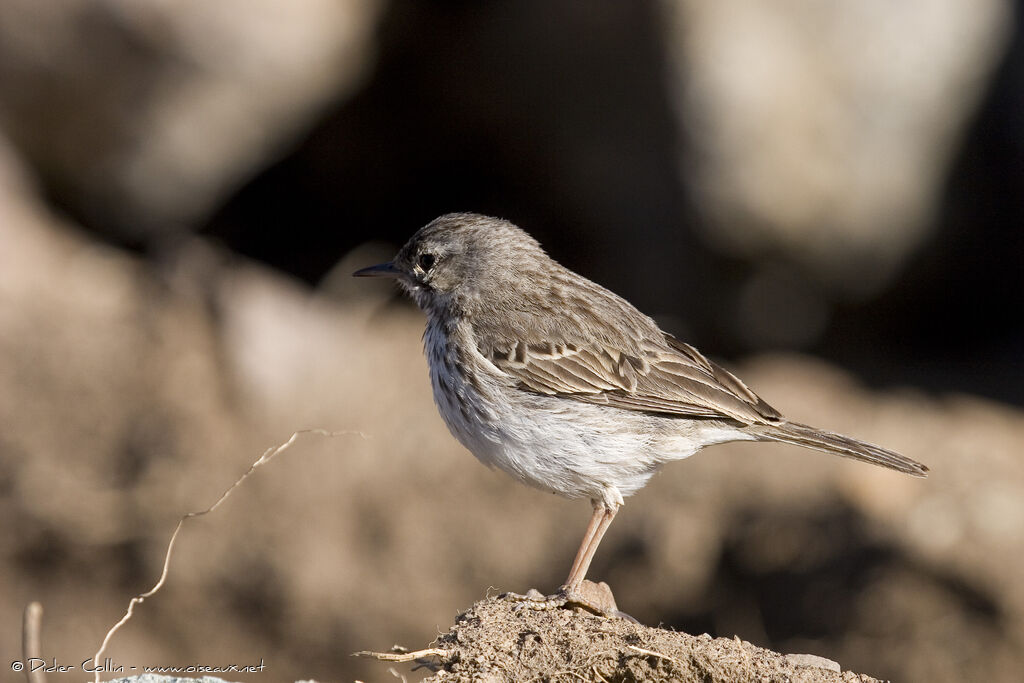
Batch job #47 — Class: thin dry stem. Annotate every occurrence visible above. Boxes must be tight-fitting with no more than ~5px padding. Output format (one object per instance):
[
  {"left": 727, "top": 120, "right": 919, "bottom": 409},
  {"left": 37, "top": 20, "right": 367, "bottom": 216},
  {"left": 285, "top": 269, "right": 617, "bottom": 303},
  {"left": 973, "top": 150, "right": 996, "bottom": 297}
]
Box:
[
  {"left": 627, "top": 644, "right": 684, "bottom": 667},
  {"left": 22, "top": 602, "right": 45, "bottom": 683},
  {"left": 91, "top": 429, "right": 367, "bottom": 683},
  {"left": 355, "top": 648, "right": 451, "bottom": 662}
]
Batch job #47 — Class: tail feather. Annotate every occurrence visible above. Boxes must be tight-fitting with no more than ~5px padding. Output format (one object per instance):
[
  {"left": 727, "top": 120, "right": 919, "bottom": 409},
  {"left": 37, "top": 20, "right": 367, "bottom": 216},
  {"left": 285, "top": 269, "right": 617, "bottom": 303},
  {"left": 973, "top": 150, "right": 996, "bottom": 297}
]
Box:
[{"left": 755, "top": 421, "right": 929, "bottom": 477}]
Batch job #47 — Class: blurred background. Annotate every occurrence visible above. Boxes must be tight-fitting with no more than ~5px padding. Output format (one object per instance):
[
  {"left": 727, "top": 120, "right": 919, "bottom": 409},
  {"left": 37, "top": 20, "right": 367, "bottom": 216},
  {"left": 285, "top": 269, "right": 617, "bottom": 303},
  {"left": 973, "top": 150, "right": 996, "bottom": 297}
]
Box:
[{"left": 1, "top": 1, "right": 1022, "bottom": 681}]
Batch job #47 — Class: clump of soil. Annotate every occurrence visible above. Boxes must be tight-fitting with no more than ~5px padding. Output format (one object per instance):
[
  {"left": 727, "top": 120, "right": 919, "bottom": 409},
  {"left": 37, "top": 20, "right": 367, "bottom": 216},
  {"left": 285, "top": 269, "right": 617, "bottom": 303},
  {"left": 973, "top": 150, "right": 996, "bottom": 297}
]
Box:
[{"left": 370, "top": 596, "right": 879, "bottom": 682}]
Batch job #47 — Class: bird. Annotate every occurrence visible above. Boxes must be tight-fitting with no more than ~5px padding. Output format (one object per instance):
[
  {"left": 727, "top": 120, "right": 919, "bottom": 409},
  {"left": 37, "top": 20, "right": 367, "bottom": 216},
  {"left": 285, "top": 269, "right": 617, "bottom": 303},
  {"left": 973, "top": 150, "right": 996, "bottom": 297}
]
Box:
[{"left": 354, "top": 212, "right": 928, "bottom": 615}]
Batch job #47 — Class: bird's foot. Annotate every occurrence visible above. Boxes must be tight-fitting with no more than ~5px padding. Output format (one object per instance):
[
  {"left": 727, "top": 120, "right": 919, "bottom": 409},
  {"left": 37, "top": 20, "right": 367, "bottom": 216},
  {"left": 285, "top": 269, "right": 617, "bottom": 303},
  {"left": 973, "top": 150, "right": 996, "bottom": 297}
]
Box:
[{"left": 502, "top": 580, "right": 635, "bottom": 620}]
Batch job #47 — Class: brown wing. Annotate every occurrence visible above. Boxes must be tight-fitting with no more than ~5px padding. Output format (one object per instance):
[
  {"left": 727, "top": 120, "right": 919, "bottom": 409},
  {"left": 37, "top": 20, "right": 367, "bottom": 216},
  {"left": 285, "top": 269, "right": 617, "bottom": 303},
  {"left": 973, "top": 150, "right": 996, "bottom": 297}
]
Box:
[{"left": 485, "top": 334, "right": 781, "bottom": 425}]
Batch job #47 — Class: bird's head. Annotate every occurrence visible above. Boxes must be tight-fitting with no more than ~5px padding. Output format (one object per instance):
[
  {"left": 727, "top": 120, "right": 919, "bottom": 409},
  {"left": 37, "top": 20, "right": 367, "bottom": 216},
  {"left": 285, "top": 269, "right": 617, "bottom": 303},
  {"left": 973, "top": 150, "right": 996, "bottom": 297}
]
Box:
[{"left": 354, "top": 213, "right": 547, "bottom": 315}]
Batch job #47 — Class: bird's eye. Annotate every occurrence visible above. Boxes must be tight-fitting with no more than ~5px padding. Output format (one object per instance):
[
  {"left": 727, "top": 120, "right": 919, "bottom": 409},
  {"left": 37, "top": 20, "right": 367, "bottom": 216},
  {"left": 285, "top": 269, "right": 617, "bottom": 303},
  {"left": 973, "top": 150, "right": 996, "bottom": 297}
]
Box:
[{"left": 418, "top": 253, "right": 436, "bottom": 272}]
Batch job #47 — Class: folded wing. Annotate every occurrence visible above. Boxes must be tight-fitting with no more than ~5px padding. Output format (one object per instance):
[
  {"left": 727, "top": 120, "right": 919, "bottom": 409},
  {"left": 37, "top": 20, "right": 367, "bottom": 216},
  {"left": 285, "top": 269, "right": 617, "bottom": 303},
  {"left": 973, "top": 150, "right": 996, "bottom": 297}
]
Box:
[{"left": 485, "top": 334, "right": 781, "bottom": 425}]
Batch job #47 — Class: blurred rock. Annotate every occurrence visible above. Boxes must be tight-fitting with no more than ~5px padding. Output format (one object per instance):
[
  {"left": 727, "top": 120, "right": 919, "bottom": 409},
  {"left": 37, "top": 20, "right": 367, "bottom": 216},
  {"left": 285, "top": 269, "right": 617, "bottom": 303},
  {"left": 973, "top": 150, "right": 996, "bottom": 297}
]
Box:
[
  {"left": 662, "top": 0, "right": 1012, "bottom": 296},
  {"left": 0, "top": 0, "right": 385, "bottom": 240}
]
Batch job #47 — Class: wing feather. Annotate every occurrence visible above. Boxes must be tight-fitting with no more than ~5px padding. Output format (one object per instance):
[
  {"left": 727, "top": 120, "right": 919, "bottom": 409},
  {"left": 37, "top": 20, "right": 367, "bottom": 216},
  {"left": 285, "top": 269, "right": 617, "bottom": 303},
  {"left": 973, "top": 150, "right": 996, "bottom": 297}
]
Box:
[{"left": 485, "top": 332, "right": 780, "bottom": 424}]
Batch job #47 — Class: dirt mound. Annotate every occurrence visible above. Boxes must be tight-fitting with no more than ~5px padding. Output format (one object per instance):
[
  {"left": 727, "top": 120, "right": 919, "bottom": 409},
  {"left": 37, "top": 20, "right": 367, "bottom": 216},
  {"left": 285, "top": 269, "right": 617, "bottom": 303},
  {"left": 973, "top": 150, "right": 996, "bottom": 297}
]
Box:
[{"left": 365, "top": 596, "right": 877, "bottom": 682}]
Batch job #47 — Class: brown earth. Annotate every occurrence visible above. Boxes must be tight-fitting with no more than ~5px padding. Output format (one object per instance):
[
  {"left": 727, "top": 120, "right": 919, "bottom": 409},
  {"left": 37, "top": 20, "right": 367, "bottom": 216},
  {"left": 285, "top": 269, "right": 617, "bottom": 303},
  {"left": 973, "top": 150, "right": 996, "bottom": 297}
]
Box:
[{"left": 364, "top": 595, "right": 878, "bottom": 682}]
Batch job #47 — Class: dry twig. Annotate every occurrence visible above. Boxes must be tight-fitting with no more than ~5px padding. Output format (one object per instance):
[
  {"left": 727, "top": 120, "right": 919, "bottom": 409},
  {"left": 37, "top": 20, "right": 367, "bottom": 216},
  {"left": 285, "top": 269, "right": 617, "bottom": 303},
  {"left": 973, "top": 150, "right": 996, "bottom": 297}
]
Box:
[
  {"left": 22, "top": 602, "right": 46, "bottom": 683},
  {"left": 627, "top": 644, "right": 684, "bottom": 668},
  {"left": 90, "top": 429, "right": 366, "bottom": 683},
  {"left": 354, "top": 648, "right": 451, "bottom": 663}
]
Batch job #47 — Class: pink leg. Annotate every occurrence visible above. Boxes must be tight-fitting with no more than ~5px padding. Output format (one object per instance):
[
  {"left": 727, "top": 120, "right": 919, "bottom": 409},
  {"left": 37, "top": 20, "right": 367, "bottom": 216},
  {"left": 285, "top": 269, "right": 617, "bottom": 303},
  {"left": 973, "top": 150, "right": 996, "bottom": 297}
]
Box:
[
  {"left": 502, "top": 500, "right": 624, "bottom": 616},
  {"left": 563, "top": 503, "right": 619, "bottom": 591},
  {"left": 565, "top": 504, "right": 605, "bottom": 585}
]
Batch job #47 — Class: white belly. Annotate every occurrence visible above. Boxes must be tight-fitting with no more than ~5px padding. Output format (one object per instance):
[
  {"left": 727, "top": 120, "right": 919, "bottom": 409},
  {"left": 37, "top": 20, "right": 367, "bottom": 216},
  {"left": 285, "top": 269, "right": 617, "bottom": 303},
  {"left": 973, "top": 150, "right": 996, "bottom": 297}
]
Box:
[{"left": 424, "top": 319, "right": 751, "bottom": 505}]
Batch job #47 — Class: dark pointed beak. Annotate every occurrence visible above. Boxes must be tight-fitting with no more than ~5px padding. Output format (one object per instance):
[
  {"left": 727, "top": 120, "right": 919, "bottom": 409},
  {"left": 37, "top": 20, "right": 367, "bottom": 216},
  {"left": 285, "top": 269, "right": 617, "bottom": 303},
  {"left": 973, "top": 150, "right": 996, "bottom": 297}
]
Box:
[{"left": 353, "top": 262, "right": 402, "bottom": 278}]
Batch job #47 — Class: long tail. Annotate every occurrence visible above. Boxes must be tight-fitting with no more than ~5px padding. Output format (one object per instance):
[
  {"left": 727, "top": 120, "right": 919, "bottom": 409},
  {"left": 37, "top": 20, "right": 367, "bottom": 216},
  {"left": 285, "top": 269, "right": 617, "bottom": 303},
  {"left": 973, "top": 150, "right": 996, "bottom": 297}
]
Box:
[{"left": 752, "top": 421, "right": 929, "bottom": 477}]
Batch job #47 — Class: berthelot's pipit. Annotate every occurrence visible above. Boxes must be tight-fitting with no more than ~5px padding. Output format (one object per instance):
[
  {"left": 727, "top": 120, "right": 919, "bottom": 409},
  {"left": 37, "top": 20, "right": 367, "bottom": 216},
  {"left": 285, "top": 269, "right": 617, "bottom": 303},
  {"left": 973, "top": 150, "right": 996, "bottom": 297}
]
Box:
[{"left": 355, "top": 213, "right": 928, "bottom": 616}]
